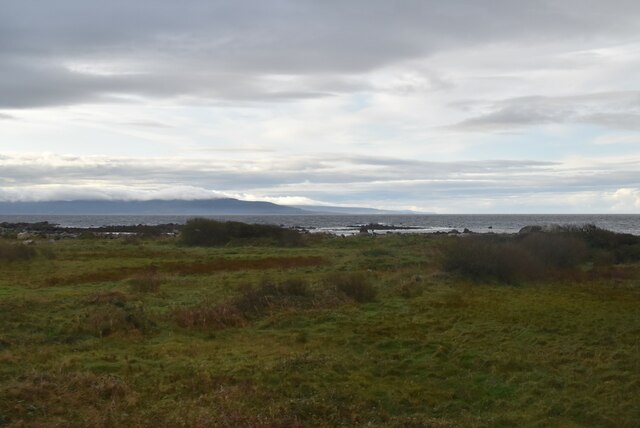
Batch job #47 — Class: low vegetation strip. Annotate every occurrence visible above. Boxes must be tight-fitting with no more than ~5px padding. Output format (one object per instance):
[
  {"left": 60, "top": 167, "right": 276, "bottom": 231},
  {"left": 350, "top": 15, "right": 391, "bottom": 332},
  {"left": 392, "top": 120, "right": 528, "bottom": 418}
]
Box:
[
  {"left": 161, "top": 256, "right": 326, "bottom": 274},
  {"left": 45, "top": 256, "right": 326, "bottom": 286},
  {"left": 173, "top": 274, "right": 376, "bottom": 331}
]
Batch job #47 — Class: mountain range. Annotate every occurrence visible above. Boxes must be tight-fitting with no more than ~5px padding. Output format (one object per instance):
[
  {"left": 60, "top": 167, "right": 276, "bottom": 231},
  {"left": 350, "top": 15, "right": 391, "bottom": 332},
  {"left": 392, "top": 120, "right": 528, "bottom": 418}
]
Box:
[{"left": 0, "top": 198, "right": 418, "bottom": 215}]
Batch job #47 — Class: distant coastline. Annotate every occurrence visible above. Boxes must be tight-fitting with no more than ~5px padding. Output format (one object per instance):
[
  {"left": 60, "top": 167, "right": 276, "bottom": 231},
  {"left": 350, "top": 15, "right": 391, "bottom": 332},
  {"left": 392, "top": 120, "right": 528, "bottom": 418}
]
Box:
[{"left": 1, "top": 213, "right": 638, "bottom": 236}]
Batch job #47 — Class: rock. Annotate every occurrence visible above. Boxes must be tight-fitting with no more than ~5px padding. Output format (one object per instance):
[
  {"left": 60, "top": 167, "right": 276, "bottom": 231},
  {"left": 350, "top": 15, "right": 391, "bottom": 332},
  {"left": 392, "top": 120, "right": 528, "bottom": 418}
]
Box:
[
  {"left": 519, "top": 224, "right": 565, "bottom": 234},
  {"left": 518, "top": 225, "right": 543, "bottom": 234},
  {"left": 448, "top": 229, "right": 460, "bottom": 234},
  {"left": 463, "top": 228, "right": 471, "bottom": 234},
  {"left": 17, "top": 232, "right": 32, "bottom": 240}
]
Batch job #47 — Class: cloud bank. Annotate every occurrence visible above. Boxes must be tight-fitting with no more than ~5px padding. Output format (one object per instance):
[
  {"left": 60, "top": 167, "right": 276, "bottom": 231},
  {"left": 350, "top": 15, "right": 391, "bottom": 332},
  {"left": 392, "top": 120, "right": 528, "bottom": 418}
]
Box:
[
  {"left": 0, "top": 153, "right": 638, "bottom": 213},
  {"left": 1, "top": 1, "right": 639, "bottom": 212}
]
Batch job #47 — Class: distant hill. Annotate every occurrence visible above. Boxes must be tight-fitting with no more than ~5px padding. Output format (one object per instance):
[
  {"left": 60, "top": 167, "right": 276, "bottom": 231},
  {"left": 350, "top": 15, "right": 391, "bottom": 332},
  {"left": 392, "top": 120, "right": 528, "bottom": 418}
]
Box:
[
  {"left": 0, "top": 199, "right": 306, "bottom": 215},
  {"left": 0, "top": 199, "right": 424, "bottom": 215},
  {"left": 293, "top": 205, "right": 420, "bottom": 214}
]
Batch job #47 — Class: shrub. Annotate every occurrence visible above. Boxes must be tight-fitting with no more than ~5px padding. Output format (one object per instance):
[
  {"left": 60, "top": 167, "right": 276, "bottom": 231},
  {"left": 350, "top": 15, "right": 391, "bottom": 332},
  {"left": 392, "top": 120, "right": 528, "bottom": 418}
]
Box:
[
  {"left": 76, "top": 303, "right": 153, "bottom": 337},
  {"left": 442, "top": 226, "right": 640, "bottom": 283},
  {"left": 173, "top": 302, "right": 246, "bottom": 330},
  {"left": 173, "top": 274, "right": 377, "bottom": 331},
  {"left": 327, "top": 272, "right": 377, "bottom": 302},
  {"left": 0, "top": 242, "right": 37, "bottom": 262},
  {"left": 181, "top": 218, "right": 302, "bottom": 247},
  {"left": 233, "top": 278, "right": 312, "bottom": 317},
  {"left": 181, "top": 218, "right": 229, "bottom": 246},
  {"left": 443, "top": 236, "right": 543, "bottom": 284},
  {"left": 568, "top": 225, "right": 640, "bottom": 263},
  {"left": 519, "top": 233, "right": 589, "bottom": 270},
  {"left": 279, "top": 278, "right": 311, "bottom": 296},
  {"left": 128, "top": 268, "right": 163, "bottom": 293},
  {"left": 85, "top": 290, "right": 130, "bottom": 306},
  {"left": 174, "top": 277, "right": 314, "bottom": 330}
]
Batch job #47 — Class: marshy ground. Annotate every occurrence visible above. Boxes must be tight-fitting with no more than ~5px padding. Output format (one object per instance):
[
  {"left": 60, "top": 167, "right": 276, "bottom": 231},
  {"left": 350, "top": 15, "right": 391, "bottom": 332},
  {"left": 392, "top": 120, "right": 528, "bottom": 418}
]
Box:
[{"left": 0, "top": 227, "right": 638, "bottom": 427}]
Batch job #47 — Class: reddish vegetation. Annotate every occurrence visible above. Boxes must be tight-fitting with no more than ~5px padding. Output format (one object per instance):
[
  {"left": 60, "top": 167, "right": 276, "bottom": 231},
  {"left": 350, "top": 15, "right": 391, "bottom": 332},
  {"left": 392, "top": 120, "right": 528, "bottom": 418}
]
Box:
[
  {"left": 45, "top": 256, "right": 326, "bottom": 286},
  {"left": 173, "top": 303, "right": 247, "bottom": 330},
  {"left": 160, "top": 256, "right": 325, "bottom": 274}
]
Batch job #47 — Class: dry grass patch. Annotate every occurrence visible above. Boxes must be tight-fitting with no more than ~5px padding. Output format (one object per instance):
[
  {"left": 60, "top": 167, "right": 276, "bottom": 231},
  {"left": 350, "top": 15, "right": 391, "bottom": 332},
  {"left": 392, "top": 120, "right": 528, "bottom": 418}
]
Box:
[
  {"left": 173, "top": 302, "right": 247, "bottom": 330},
  {"left": 0, "top": 372, "right": 137, "bottom": 426},
  {"left": 74, "top": 303, "right": 154, "bottom": 338},
  {"left": 85, "top": 290, "right": 130, "bottom": 305}
]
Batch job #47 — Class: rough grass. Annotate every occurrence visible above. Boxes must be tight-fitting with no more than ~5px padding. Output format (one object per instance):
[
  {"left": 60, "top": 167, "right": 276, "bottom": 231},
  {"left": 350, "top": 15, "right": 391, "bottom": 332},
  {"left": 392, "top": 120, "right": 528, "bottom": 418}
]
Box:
[{"left": 0, "top": 231, "right": 638, "bottom": 426}]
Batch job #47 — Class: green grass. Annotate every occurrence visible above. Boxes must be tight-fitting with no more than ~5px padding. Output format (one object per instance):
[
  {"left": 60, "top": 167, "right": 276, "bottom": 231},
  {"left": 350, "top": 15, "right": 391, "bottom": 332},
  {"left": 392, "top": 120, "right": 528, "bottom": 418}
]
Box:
[{"left": 0, "top": 234, "right": 638, "bottom": 427}]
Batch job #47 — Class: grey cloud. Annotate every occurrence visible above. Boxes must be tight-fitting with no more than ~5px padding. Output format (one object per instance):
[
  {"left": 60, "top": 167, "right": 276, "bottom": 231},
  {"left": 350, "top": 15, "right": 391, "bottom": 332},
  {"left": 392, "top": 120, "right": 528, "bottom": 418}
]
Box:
[
  {"left": 341, "top": 155, "right": 555, "bottom": 171},
  {"left": 451, "top": 91, "right": 640, "bottom": 131},
  {"left": 0, "top": 58, "right": 350, "bottom": 108},
  {"left": 2, "top": 1, "right": 640, "bottom": 107},
  {"left": 581, "top": 113, "right": 640, "bottom": 131},
  {"left": 0, "top": 113, "right": 14, "bottom": 120},
  {"left": 120, "top": 120, "right": 172, "bottom": 129}
]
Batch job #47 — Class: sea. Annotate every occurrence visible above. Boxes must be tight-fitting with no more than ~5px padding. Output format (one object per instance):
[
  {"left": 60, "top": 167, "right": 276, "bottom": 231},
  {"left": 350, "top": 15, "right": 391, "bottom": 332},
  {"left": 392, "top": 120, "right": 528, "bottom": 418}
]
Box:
[{"left": 1, "top": 214, "right": 639, "bottom": 236}]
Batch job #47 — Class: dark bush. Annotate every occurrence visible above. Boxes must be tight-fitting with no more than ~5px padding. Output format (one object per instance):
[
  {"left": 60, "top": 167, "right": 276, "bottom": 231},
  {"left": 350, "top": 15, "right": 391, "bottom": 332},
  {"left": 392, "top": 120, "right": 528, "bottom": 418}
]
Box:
[
  {"left": 174, "top": 277, "right": 313, "bottom": 330},
  {"left": 181, "top": 218, "right": 302, "bottom": 247},
  {"left": 233, "top": 278, "right": 312, "bottom": 317},
  {"left": 327, "top": 272, "right": 377, "bottom": 302},
  {"left": 443, "top": 236, "right": 543, "bottom": 283},
  {"left": 76, "top": 303, "right": 153, "bottom": 337},
  {"left": 443, "top": 225, "right": 640, "bottom": 283},
  {"left": 279, "top": 278, "right": 311, "bottom": 296},
  {"left": 519, "top": 233, "right": 589, "bottom": 269},
  {"left": 0, "top": 242, "right": 37, "bottom": 262},
  {"left": 566, "top": 225, "right": 640, "bottom": 263},
  {"left": 86, "top": 290, "right": 130, "bottom": 306}
]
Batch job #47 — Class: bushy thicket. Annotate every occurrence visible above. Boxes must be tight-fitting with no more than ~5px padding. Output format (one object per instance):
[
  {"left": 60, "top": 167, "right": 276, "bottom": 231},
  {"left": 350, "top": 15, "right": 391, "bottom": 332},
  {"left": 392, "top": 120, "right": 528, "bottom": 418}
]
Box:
[
  {"left": 181, "top": 218, "right": 303, "bottom": 247},
  {"left": 443, "top": 225, "right": 640, "bottom": 283},
  {"left": 173, "top": 278, "right": 315, "bottom": 330},
  {"left": 0, "top": 242, "right": 37, "bottom": 262},
  {"left": 567, "top": 224, "right": 640, "bottom": 263}
]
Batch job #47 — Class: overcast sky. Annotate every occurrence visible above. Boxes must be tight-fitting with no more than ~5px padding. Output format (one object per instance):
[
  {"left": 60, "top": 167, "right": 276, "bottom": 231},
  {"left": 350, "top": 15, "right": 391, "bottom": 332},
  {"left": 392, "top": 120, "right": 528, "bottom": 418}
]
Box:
[{"left": 1, "top": 0, "right": 639, "bottom": 213}]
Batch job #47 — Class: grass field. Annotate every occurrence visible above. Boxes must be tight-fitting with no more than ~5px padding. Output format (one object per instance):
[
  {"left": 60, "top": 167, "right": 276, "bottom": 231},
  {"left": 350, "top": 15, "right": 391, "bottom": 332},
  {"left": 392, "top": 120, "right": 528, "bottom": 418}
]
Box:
[{"left": 0, "top": 231, "right": 638, "bottom": 427}]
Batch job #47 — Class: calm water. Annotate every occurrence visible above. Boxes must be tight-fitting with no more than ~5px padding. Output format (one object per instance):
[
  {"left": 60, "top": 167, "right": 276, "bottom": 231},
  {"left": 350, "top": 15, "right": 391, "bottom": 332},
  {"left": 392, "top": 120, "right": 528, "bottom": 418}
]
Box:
[{"left": 1, "top": 214, "right": 639, "bottom": 235}]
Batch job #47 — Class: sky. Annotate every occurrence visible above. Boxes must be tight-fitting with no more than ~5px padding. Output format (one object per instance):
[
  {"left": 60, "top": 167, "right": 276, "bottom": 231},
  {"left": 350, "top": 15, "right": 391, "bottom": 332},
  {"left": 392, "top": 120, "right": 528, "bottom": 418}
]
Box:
[{"left": 1, "top": 0, "right": 639, "bottom": 213}]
